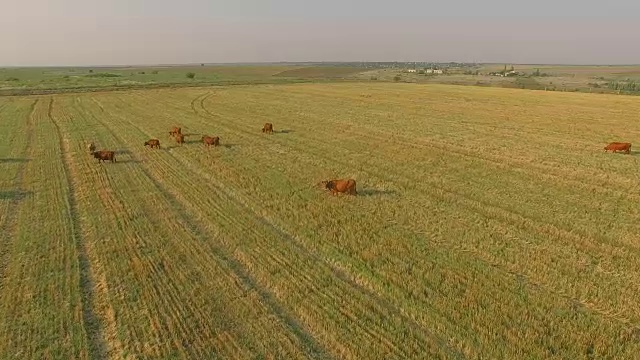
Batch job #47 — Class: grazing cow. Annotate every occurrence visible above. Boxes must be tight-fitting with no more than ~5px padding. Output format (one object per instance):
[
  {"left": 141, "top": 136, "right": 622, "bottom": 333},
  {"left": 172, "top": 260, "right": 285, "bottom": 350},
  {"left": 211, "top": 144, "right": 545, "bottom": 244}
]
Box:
[
  {"left": 169, "top": 127, "right": 182, "bottom": 137},
  {"left": 320, "top": 178, "right": 357, "bottom": 196},
  {"left": 175, "top": 133, "right": 185, "bottom": 145},
  {"left": 201, "top": 135, "right": 220, "bottom": 148},
  {"left": 604, "top": 142, "right": 632, "bottom": 154},
  {"left": 92, "top": 150, "right": 116, "bottom": 163},
  {"left": 144, "top": 139, "right": 161, "bottom": 149},
  {"left": 87, "top": 142, "right": 96, "bottom": 153},
  {"left": 262, "top": 122, "right": 274, "bottom": 134}
]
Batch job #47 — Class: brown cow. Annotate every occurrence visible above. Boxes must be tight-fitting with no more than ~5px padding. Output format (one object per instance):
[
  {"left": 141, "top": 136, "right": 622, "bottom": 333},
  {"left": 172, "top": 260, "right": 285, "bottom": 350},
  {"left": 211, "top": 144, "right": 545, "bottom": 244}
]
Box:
[
  {"left": 92, "top": 150, "right": 116, "bottom": 163},
  {"left": 604, "top": 142, "right": 632, "bottom": 154},
  {"left": 201, "top": 135, "right": 220, "bottom": 148},
  {"left": 169, "top": 127, "right": 182, "bottom": 137},
  {"left": 175, "top": 133, "right": 185, "bottom": 145},
  {"left": 262, "top": 122, "right": 274, "bottom": 134},
  {"left": 144, "top": 139, "right": 161, "bottom": 149},
  {"left": 320, "top": 178, "right": 357, "bottom": 196},
  {"left": 87, "top": 142, "right": 96, "bottom": 154}
]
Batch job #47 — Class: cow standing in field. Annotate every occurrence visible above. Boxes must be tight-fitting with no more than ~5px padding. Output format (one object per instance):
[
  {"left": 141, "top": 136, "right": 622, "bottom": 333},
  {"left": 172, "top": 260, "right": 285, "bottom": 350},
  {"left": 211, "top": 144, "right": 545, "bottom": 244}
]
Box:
[
  {"left": 175, "top": 133, "right": 185, "bottom": 145},
  {"left": 169, "top": 127, "right": 182, "bottom": 137},
  {"left": 320, "top": 178, "right": 357, "bottom": 196},
  {"left": 201, "top": 135, "right": 220, "bottom": 148},
  {"left": 262, "top": 122, "right": 274, "bottom": 134},
  {"left": 93, "top": 150, "right": 116, "bottom": 163},
  {"left": 604, "top": 142, "right": 632, "bottom": 154},
  {"left": 88, "top": 142, "right": 96, "bottom": 153},
  {"left": 144, "top": 139, "right": 161, "bottom": 149}
]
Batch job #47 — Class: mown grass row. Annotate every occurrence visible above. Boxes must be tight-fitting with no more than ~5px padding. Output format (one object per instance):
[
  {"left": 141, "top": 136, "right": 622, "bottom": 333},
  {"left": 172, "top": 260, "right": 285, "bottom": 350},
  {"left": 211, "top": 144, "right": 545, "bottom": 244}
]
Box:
[
  {"left": 110, "top": 84, "right": 640, "bottom": 358},
  {"left": 0, "top": 98, "right": 92, "bottom": 359}
]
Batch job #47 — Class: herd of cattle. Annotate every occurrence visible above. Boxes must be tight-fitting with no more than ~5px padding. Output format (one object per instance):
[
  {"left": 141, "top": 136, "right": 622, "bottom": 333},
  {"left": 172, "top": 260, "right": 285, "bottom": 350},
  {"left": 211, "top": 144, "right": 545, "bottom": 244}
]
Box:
[
  {"left": 85, "top": 122, "right": 358, "bottom": 196},
  {"left": 83, "top": 123, "right": 632, "bottom": 198}
]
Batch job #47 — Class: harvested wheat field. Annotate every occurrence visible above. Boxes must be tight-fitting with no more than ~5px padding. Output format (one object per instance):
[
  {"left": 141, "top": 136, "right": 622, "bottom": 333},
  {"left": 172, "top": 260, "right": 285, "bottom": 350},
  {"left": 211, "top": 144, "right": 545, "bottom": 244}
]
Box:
[{"left": 1, "top": 83, "right": 640, "bottom": 359}]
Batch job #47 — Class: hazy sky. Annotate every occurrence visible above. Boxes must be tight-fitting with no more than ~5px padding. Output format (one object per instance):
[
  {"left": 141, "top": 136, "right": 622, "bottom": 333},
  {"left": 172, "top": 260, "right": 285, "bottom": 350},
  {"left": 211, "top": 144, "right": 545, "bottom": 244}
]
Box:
[{"left": 2, "top": 0, "right": 640, "bottom": 66}]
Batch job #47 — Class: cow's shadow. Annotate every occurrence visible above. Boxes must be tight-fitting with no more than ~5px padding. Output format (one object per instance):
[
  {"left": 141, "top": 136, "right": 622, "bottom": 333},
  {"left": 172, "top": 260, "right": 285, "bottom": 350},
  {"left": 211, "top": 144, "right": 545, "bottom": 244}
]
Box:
[
  {"left": 277, "top": 129, "right": 294, "bottom": 134},
  {"left": 358, "top": 189, "right": 398, "bottom": 197},
  {"left": 604, "top": 151, "right": 638, "bottom": 156}
]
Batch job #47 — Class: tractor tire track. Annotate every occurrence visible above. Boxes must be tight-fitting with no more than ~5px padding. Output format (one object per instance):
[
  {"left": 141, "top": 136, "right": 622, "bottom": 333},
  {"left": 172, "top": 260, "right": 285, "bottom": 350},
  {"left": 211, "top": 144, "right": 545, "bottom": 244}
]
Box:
[
  {"left": 0, "top": 98, "right": 38, "bottom": 289},
  {"left": 47, "top": 97, "right": 108, "bottom": 360},
  {"left": 84, "top": 97, "right": 334, "bottom": 360}
]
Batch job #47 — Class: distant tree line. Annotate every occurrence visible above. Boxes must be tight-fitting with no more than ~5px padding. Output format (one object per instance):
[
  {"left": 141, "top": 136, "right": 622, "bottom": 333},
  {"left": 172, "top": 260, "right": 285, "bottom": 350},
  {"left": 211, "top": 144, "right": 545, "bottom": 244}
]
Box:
[{"left": 531, "top": 69, "right": 550, "bottom": 77}]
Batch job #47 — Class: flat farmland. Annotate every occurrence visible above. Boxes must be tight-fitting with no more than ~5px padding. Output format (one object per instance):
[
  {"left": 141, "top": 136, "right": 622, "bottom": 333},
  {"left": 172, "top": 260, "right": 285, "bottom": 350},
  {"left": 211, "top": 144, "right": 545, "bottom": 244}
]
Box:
[{"left": 1, "top": 83, "right": 640, "bottom": 359}]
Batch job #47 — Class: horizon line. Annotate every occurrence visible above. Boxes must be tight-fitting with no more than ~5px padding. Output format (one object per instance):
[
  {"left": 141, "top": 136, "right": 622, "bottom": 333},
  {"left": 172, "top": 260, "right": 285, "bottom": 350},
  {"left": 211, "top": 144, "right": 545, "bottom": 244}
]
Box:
[{"left": 2, "top": 61, "right": 640, "bottom": 68}]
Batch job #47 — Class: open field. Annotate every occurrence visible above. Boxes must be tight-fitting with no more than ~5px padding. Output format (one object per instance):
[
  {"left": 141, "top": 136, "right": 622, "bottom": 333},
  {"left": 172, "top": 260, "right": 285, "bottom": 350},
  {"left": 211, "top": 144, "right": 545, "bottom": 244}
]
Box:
[
  {"left": 2, "top": 83, "right": 640, "bottom": 359},
  {"left": 0, "top": 65, "right": 372, "bottom": 96}
]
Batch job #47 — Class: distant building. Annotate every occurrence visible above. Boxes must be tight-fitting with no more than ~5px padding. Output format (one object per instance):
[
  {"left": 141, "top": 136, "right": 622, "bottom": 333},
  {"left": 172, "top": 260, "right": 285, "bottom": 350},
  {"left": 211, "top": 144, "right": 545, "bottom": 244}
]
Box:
[
  {"left": 407, "top": 69, "right": 417, "bottom": 73},
  {"left": 488, "top": 70, "right": 518, "bottom": 77}
]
